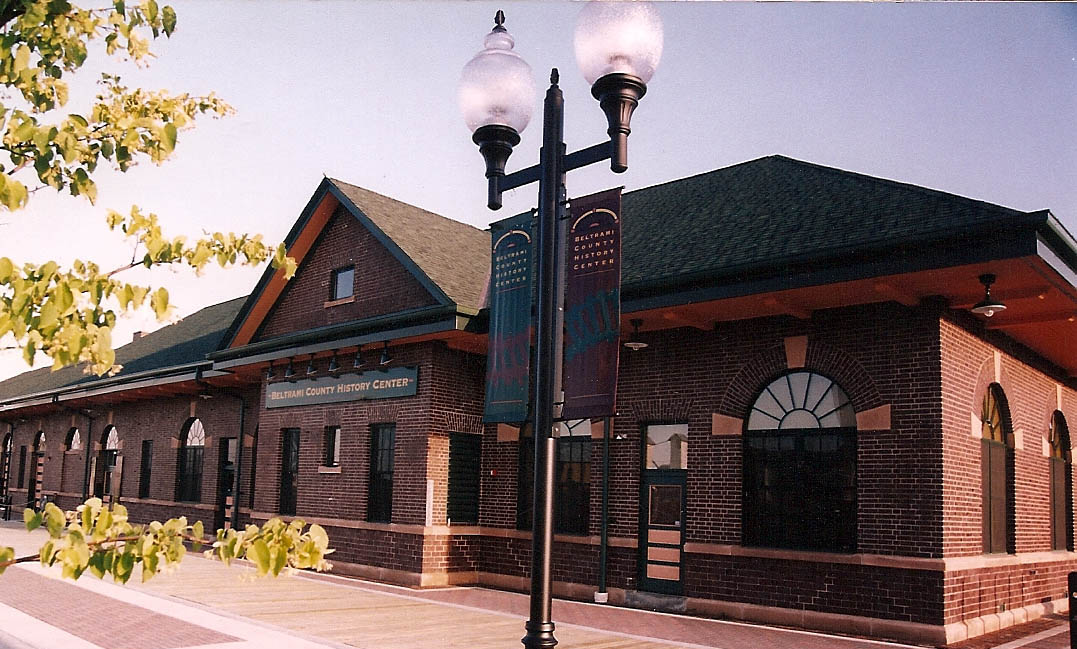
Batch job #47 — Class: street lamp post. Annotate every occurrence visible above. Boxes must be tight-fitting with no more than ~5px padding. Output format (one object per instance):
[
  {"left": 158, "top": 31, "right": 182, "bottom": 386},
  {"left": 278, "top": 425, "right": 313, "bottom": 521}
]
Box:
[{"left": 460, "top": 5, "right": 662, "bottom": 649}]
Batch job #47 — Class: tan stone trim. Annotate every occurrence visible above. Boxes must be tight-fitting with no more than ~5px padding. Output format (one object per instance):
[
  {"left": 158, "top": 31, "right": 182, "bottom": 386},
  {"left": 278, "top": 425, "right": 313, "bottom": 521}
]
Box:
[
  {"left": 497, "top": 423, "right": 519, "bottom": 442},
  {"left": 994, "top": 351, "right": 1002, "bottom": 383},
  {"left": 1043, "top": 435, "right": 1052, "bottom": 457},
  {"left": 107, "top": 410, "right": 113, "bottom": 425},
  {"left": 944, "top": 598, "right": 1067, "bottom": 644},
  {"left": 589, "top": 419, "right": 604, "bottom": 440},
  {"left": 474, "top": 526, "right": 637, "bottom": 548},
  {"left": 855, "top": 404, "right": 891, "bottom": 431},
  {"left": 189, "top": 400, "right": 196, "bottom": 418},
  {"left": 942, "top": 549, "right": 1077, "bottom": 571},
  {"left": 246, "top": 511, "right": 428, "bottom": 535},
  {"left": 682, "top": 543, "right": 946, "bottom": 571},
  {"left": 970, "top": 411, "right": 982, "bottom": 439},
  {"left": 323, "top": 296, "right": 356, "bottom": 308},
  {"left": 476, "top": 571, "right": 614, "bottom": 603},
  {"left": 711, "top": 413, "right": 741, "bottom": 436},
  {"left": 326, "top": 559, "right": 423, "bottom": 587},
  {"left": 1014, "top": 428, "right": 1025, "bottom": 451},
  {"left": 686, "top": 596, "right": 948, "bottom": 646},
  {"left": 783, "top": 336, "right": 808, "bottom": 369},
  {"left": 123, "top": 497, "right": 216, "bottom": 511},
  {"left": 1059, "top": 384, "right": 1064, "bottom": 411},
  {"left": 242, "top": 433, "right": 254, "bottom": 448},
  {"left": 317, "top": 466, "right": 342, "bottom": 474}
]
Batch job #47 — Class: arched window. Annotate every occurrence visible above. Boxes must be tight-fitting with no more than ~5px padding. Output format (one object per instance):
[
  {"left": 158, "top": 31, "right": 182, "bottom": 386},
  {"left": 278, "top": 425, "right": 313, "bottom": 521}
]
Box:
[
  {"left": 33, "top": 432, "right": 45, "bottom": 452},
  {"left": 65, "top": 428, "right": 81, "bottom": 451},
  {"left": 1049, "top": 411, "right": 1072, "bottom": 551},
  {"left": 744, "top": 371, "right": 857, "bottom": 552},
  {"left": 177, "top": 418, "right": 205, "bottom": 502},
  {"left": 95, "top": 426, "right": 121, "bottom": 498},
  {"left": 981, "top": 384, "right": 1014, "bottom": 554}
]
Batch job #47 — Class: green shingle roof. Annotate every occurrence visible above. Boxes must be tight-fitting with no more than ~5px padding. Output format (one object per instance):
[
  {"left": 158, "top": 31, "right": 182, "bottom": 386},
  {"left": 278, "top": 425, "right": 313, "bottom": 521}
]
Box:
[
  {"left": 329, "top": 179, "right": 491, "bottom": 312},
  {"left": 620, "top": 155, "right": 1036, "bottom": 286},
  {"left": 0, "top": 297, "right": 245, "bottom": 402}
]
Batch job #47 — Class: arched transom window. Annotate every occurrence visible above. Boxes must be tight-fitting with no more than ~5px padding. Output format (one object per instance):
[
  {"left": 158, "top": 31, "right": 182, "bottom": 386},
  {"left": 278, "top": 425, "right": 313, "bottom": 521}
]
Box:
[
  {"left": 185, "top": 419, "right": 206, "bottom": 447},
  {"left": 33, "top": 432, "right": 45, "bottom": 452},
  {"left": 66, "top": 428, "right": 81, "bottom": 451},
  {"left": 744, "top": 371, "right": 857, "bottom": 553},
  {"left": 1049, "top": 411, "right": 1072, "bottom": 551},
  {"left": 104, "top": 427, "right": 120, "bottom": 450},
  {"left": 980, "top": 383, "right": 1013, "bottom": 554},
  {"left": 747, "top": 371, "right": 856, "bottom": 431}
]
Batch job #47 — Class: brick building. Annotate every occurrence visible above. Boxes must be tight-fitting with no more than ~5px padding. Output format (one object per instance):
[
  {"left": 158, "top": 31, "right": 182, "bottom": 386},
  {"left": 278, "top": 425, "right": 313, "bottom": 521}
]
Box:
[{"left": 1, "top": 155, "right": 1074, "bottom": 645}]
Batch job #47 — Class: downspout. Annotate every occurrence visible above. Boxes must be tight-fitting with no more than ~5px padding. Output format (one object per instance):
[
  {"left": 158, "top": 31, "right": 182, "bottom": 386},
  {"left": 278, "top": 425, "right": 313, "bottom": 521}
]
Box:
[
  {"left": 196, "top": 373, "right": 248, "bottom": 530},
  {"left": 597, "top": 416, "right": 611, "bottom": 602}
]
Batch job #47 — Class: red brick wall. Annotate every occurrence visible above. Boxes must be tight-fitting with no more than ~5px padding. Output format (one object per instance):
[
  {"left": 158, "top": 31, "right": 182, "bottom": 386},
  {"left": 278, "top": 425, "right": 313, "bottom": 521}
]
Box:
[{"left": 256, "top": 206, "right": 438, "bottom": 342}]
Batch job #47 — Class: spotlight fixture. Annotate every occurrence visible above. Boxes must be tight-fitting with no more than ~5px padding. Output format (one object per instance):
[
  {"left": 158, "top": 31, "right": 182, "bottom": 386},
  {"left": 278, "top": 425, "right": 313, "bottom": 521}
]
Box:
[
  {"left": 284, "top": 358, "right": 296, "bottom": 378},
  {"left": 306, "top": 353, "right": 317, "bottom": 375},
  {"left": 327, "top": 352, "right": 340, "bottom": 373},
  {"left": 353, "top": 347, "right": 365, "bottom": 369},
  {"left": 624, "top": 318, "right": 648, "bottom": 351},
  {"left": 379, "top": 341, "right": 392, "bottom": 366},
  {"left": 266, "top": 361, "right": 275, "bottom": 380},
  {"left": 971, "top": 274, "right": 1006, "bottom": 317}
]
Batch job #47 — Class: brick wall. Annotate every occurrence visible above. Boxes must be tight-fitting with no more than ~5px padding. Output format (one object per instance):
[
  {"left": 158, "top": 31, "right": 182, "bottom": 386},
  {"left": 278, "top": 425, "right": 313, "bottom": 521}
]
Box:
[{"left": 256, "top": 205, "right": 438, "bottom": 342}]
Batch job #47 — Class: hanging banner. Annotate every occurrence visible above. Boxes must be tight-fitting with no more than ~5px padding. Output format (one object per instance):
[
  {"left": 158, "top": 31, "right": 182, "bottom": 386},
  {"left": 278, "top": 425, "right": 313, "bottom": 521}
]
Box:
[
  {"left": 562, "top": 188, "right": 622, "bottom": 420},
  {"left": 484, "top": 212, "right": 534, "bottom": 423}
]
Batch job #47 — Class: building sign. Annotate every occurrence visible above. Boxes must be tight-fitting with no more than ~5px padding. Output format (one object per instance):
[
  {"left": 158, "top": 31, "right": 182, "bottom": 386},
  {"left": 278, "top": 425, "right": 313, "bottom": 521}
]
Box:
[
  {"left": 562, "top": 188, "right": 622, "bottom": 420},
  {"left": 265, "top": 367, "right": 418, "bottom": 409},
  {"left": 484, "top": 212, "right": 534, "bottom": 423}
]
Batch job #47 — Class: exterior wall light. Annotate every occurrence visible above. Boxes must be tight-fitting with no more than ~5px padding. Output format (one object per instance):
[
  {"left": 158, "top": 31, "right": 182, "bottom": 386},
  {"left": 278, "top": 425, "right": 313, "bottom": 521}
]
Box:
[
  {"left": 379, "top": 342, "right": 392, "bottom": 366},
  {"left": 306, "top": 353, "right": 317, "bottom": 375},
  {"left": 353, "top": 348, "right": 365, "bottom": 369},
  {"left": 327, "top": 352, "right": 340, "bottom": 373},
  {"left": 624, "top": 318, "right": 648, "bottom": 350},
  {"left": 971, "top": 273, "right": 1007, "bottom": 317},
  {"left": 283, "top": 359, "right": 295, "bottom": 378},
  {"left": 266, "top": 361, "right": 275, "bottom": 380}
]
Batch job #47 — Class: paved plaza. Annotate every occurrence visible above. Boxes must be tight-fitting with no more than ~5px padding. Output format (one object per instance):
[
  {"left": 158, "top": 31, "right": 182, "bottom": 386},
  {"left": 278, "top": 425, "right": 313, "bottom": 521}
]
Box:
[{"left": 0, "top": 523, "right": 1067, "bottom": 649}]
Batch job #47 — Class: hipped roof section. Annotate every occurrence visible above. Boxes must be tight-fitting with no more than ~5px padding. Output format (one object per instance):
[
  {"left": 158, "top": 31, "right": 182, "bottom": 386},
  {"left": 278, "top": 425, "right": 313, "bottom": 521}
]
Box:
[
  {"left": 0, "top": 297, "right": 245, "bottom": 403},
  {"left": 220, "top": 177, "right": 490, "bottom": 350}
]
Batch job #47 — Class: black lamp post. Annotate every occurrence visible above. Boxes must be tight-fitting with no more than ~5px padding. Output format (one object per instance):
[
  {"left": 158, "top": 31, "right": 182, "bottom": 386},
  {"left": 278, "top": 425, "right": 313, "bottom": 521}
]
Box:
[{"left": 460, "top": 5, "right": 662, "bottom": 648}]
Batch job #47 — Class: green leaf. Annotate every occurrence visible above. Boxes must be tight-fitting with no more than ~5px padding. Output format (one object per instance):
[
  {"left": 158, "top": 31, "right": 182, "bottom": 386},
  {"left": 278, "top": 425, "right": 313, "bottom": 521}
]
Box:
[
  {"left": 161, "top": 122, "right": 177, "bottom": 153},
  {"left": 24, "top": 509, "right": 42, "bottom": 531},
  {"left": 162, "top": 5, "right": 177, "bottom": 35},
  {"left": 14, "top": 45, "right": 30, "bottom": 74},
  {"left": 248, "top": 538, "right": 270, "bottom": 575}
]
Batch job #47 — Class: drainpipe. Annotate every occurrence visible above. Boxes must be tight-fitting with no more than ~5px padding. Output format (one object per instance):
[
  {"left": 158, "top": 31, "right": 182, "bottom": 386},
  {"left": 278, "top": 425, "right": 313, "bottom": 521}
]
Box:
[
  {"left": 196, "top": 373, "right": 248, "bottom": 530},
  {"left": 597, "top": 416, "right": 611, "bottom": 602}
]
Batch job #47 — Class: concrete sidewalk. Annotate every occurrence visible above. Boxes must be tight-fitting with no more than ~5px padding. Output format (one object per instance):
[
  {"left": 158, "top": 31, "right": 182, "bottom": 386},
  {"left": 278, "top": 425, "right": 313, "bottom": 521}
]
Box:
[{"left": 0, "top": 522, "right": 1067, "bottom": 649}]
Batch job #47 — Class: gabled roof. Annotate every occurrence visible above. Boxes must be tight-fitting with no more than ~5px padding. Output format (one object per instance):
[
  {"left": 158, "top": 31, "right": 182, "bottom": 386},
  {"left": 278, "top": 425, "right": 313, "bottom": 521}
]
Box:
[
  {"left": 619, "top": 155, "right": 1045, "bottom": 288},
  {"left": 221, "top": 178, "right": 490, "bottom": 351},
  {"left": 328, "top": 179, "right": 490, "bottom": 311},
  {"left": 0, "top": 297, "right": 245, "bottom": 404}
]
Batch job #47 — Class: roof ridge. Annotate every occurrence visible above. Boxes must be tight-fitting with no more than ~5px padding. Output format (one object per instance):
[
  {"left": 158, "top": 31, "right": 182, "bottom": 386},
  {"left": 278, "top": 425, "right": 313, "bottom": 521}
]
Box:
[
  {"left": 327, "top": 177, "right": 487, "bottom": 236},
  {"left": 623, "top": 154, "right": 782, "bottom": 197}
]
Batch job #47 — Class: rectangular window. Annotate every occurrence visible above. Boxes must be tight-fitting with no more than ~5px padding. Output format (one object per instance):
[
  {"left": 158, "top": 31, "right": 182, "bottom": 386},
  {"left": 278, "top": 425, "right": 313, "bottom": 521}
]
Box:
[
  {"left": 139, "top": 440, "right": 153, "bottom": 498},
  {"left": 368, "top": 424, "right": 395, "bottom": 523},
  {"left": 448, "top": 432, "right": 481, "bottom": 525},
  {"left": 324, "top": 426, "right": 341, "bottom": 467},
  {"left": 556, "top": 421, "right": 592, "bottom": 535},
  {"left": 517, "top": 421, "right": 592, "bottom": 534},
  {"left": 16, "top": 446, "right": 26, "bottom": 489},
  {"left": 743, "top": 429, "right": 857, "bottom": 552},
  {"left": 330, "top": 267, "right": 355, "bottom": 301},
  {"left": 279, "top": 428, "right": 300, "bottom": 515},
  {"left": 177, "top": 445, "right": 204, "bottom": 502}
]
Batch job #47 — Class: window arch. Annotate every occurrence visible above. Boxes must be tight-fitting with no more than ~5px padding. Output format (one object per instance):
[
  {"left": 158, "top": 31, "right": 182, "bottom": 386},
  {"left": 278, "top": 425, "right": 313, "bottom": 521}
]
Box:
[
  {"left": 981, "top": 384, "right": 1014, "bottom": 554},
  {"left": 177, "top": 418, "right": 205, "bottom": 502},
  {"left": 65, "top": 428, "right": 81, "bottom": 451},
  {"left": 1049, "top": 411, "right": 1072, "bottom": 551},
  {"left": 743, "top": 371, "right": 857, "bottom": 552},
  {"left": 32, "top": 432, "right": 45, "bottom": 452},
  {"left": 103, "top": 427, "right": 119, "bottom": 450}
]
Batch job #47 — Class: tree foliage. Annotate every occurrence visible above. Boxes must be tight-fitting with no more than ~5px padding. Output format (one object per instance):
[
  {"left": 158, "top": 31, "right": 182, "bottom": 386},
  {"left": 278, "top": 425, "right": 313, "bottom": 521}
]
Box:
[
  {"left": 0, "top": 498, "right": 333, "bottom": 582},
  {"left": 0, "top": 1, "right": 296, "bottom": 376}
]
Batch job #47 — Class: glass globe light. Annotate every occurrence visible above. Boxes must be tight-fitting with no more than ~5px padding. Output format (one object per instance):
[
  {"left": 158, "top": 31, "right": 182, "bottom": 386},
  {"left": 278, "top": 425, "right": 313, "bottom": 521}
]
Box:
[
  {"left": 459, "top": 14, "right": 536, "bottom": 134},
  {"left": 574, "top": 1, "right": 664, "bottom": 85}
]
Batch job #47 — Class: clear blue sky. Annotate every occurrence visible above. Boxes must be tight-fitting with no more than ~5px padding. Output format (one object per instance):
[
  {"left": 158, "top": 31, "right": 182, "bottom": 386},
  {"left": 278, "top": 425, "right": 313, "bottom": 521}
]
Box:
[{"left": 1, "top": 1, "right": 1075, "bottom": 379}]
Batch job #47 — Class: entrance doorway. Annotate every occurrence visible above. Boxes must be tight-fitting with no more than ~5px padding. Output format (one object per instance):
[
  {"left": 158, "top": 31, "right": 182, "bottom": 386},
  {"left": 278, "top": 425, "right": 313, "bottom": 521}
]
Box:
[
  {"left": 216, "top": 437, "right": 238, "bottom": 530},
  {"left": 27, "top": 432, "right": 45, "bottom": 509},
  {"left": 279, "top": 429, "right": 299, "bottom": 515},
  {"left": 639, "top": 424, "right": 688, "bottom": 595}
]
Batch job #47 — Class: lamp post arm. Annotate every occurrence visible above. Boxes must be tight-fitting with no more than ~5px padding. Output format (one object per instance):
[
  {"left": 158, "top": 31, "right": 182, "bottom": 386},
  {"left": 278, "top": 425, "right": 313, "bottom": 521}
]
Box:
[{"left": 498, "top": 141, "right": 613, "bottom": 198}]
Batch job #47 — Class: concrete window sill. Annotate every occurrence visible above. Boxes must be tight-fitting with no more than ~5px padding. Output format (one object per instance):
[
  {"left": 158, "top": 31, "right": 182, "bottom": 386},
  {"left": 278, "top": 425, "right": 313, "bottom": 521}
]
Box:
[{"left": 318, "top": 465, "right": 342, "bottom": 474}]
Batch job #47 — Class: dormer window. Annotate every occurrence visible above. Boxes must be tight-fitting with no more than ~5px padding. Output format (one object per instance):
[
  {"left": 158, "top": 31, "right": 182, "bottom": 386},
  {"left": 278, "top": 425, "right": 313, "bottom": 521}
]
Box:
[{"left": 331, "top": 266, "right": 355, "bottom": 301}]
